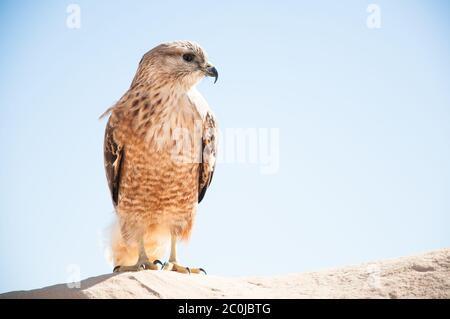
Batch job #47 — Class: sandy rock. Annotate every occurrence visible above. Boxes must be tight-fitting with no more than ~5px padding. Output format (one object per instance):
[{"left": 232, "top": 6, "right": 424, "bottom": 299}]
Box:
[{"left": 2, "top": 248, "right": 449, "bottom": 299}]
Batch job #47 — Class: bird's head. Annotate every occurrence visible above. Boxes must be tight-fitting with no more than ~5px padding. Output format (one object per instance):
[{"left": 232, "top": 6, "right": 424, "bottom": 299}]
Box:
[{"left": 133, "top": 41, "right": 218, "bottom": 90}]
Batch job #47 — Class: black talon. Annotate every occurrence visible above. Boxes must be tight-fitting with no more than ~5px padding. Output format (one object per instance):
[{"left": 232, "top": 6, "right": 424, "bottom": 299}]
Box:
[
  {"left": 153, "top": 260, "right": 163, "bottom": 268},
  {"left": 199, "top": 268, "right": 207, "bottom": 275},
  {"left": 186, "top": 267, "right": 191, "bottom": 275},
  {"left": 113, "top": 266, "right": 121, "bottom": 273}
]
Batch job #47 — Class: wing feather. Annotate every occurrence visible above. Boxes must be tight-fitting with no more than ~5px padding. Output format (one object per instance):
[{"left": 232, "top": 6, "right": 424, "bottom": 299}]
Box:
[
  {"left": 198, "top": 112, "right": 217, "bottom": 203},
  {"left": 103, "top": 117, "right": 124, "bottom": 207}
]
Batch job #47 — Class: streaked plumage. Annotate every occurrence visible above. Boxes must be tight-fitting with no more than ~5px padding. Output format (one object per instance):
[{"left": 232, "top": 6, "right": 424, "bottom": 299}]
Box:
[{"left": 101, "top": 41, "right": 218, "bottom": 273}]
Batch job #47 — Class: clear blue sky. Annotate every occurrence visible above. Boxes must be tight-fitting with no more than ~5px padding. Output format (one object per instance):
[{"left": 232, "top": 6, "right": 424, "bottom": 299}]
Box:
[{"left": 0, "top": 0, "right": 449, "bottom": 293}]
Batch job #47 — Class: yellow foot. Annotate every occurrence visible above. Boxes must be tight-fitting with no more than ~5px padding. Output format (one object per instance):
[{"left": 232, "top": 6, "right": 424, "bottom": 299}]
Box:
[
  {"left": 162, "top": 261, "right": 206, "bottom": 275},
  {"left": 113, "top": 260, "right": 163, "bottom": 273}
]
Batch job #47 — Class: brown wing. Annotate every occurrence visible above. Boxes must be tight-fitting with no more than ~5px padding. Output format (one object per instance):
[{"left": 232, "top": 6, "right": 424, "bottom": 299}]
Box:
[
  {"left": 198, "top": 112, "right": 217, "bottom": 203},
  {"left": 104, "top": 117, "right": 124, "bottom": 207}
]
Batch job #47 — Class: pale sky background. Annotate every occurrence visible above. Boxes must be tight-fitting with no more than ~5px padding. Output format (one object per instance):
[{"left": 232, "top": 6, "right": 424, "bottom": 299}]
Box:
[{"left": 0, "top": 0, "right": 449, "bottom": 293}]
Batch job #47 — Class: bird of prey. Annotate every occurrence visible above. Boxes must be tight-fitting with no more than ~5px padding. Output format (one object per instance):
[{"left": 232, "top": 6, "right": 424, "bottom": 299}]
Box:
[{"left": 101, "top": 41, "right": 218, "bottom": 274}]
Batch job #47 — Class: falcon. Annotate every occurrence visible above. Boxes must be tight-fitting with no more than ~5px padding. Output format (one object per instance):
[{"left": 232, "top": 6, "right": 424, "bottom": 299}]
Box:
[{"left": 101, "top": 41, "right": 218, "bottom": 274}]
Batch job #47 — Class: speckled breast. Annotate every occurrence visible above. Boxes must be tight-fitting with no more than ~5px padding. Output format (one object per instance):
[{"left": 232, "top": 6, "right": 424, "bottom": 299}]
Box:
[{"left": 114, "top": 106, "right": 202, "bottom": 240}]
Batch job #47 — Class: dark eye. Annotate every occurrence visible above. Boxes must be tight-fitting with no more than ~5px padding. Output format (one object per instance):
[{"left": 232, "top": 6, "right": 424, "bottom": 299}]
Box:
[{"left": 182, "top": 53, "right": 195, "bottom": 62}]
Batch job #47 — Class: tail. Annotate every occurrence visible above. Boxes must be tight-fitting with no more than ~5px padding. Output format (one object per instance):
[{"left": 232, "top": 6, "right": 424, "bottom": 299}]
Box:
[{"left": 110, "top": 221, "right": 168, "bottom": 267}]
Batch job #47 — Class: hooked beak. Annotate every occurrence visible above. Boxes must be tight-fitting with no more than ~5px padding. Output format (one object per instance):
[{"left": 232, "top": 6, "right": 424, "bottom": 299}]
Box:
[{"left": 205, "top": 65, "right": 218, "bottom": 84}]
